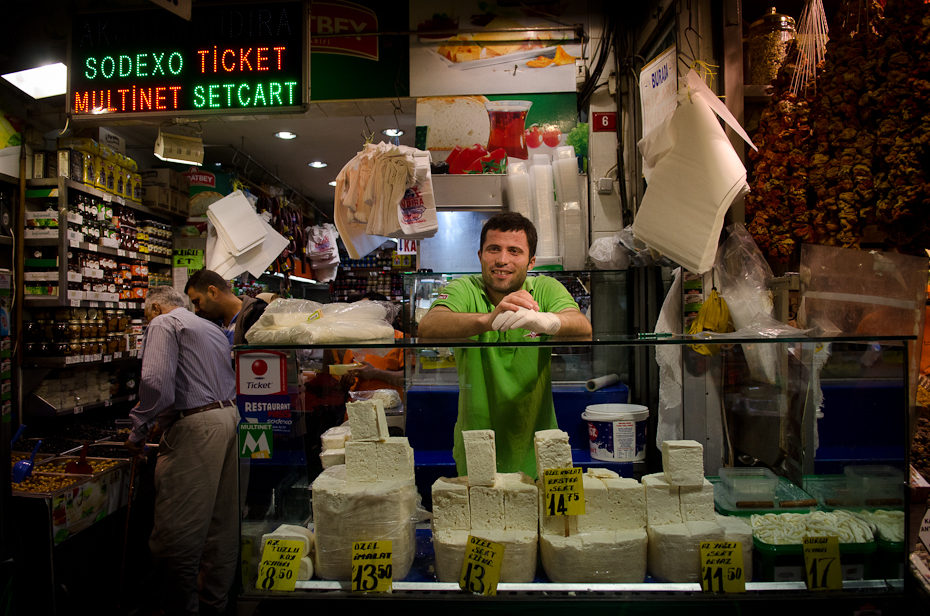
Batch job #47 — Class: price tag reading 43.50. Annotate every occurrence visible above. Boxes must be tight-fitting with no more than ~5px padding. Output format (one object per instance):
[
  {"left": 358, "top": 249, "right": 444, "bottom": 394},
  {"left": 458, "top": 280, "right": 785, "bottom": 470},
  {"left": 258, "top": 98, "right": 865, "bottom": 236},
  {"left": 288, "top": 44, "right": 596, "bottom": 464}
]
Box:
[
  {"left": 351, "top": 541, "right": 392, "bottom": 593},
  {"left": 700, "top": 541, "right": 745, "bottom": 593},
  {"left": 543, "top": 467, "right": 585, "bottom": 516},
  {"left": 257, "top": 539, "right": 303, "bottom": 592},
  {"left": 803, "top": 536, "right": 843, "bottom": 591},
  {"left": 459, "top": 535, "right": 504, "bottom": 595}
]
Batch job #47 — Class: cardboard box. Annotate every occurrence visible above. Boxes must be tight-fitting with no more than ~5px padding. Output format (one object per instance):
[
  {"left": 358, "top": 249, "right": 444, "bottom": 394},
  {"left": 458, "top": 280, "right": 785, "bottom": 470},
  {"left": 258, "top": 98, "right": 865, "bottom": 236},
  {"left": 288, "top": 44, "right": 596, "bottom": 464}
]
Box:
[
  {"left": 141, "top": 168, "right": 189, "bottom": 192},
  {"left": 142, "top": 185, "right": 171, "bottom": 211},
  {"left": 169, "top": 189, "right": 189, "bottom": 216}
]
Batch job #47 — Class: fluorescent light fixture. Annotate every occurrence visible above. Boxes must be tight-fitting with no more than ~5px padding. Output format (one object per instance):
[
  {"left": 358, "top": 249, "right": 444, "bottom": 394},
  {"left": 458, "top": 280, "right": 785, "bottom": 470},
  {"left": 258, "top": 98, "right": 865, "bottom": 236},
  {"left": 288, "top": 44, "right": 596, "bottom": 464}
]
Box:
[
  {"left": 154, "top": 128, "right": 204, "bottom": 166},
  {"left": 308, "top": 161, "right": 327, "bottom": 168},
  {"left": 382, "top": 128, "right": 404, "bottom": 137},
  {"left": 328, "top": 181, "right": 337, "bottom": 186},
  {"left": 2, "top": 63, "right": 67, "bottom": 99},
  {"left": 274, "top": 131, "right": 298, "bottom": 140}
]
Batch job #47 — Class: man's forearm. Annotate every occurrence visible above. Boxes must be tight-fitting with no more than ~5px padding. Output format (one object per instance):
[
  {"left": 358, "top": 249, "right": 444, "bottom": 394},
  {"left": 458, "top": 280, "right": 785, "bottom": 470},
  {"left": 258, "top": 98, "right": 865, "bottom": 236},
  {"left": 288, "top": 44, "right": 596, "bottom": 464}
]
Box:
[
  {"left": 556, "top": 308, "right": 592, "bottom": 337},
  {"left": 418, "top": 308, "right": 490, "bottom": 338}
]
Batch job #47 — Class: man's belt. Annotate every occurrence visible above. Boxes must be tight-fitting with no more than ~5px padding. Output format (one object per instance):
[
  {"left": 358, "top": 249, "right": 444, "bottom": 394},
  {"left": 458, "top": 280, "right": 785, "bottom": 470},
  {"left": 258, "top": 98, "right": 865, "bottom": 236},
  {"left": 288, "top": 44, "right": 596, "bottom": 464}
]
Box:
[{"left": 179, "top": 399, "right": 235, "bottom": 418}]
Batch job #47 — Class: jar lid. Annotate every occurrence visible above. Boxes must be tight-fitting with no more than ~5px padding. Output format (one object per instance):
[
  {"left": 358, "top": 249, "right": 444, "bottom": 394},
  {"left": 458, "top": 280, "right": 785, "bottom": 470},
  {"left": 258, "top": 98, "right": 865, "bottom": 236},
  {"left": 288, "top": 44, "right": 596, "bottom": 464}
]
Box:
[{"left": 749, "top": 7, "right": 796, "bottom": 31}]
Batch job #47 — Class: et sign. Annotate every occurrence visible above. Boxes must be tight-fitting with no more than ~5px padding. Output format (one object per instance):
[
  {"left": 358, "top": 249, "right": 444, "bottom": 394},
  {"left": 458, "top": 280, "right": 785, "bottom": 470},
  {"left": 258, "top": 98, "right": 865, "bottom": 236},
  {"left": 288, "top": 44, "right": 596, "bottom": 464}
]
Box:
[{"left": 69, "top": 1, "right": 306, "bottom": 117}]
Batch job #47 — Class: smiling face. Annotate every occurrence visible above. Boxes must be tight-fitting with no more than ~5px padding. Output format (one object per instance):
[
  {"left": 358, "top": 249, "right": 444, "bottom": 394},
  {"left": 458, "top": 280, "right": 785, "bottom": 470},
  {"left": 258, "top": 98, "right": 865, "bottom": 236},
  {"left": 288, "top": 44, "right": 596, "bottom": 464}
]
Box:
[{"left": 479, "top": 228, "right": 536, "bottom": 304}]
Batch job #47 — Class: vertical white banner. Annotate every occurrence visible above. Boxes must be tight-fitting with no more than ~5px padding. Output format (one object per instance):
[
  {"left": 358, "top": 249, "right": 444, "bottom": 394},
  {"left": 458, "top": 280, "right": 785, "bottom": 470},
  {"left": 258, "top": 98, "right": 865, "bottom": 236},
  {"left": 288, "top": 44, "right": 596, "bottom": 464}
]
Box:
[{"left": 639, "top": 45, "right": 678, "bottom": 140}]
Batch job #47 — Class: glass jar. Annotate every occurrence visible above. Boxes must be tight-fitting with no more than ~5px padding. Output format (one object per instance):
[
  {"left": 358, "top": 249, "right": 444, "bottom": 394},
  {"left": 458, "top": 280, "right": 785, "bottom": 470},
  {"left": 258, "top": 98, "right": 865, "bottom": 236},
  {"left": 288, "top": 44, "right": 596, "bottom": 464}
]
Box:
[
  {"left": 117, "top": 311, "right": 129, "bottom": 332},
  {"left": 69, "top": 340, "right": 83, "bottom": 357},
  {"left": 96, "top": 320, "right": 108, "bottom": 338},
  {"left": 117, "top": 334, "right": 128, "bottom": 353},
  {"left": 106, "top": 334, "right": 120, "bottom": 354},
  {"left": 80, "top": 338, "right": 93, "bottom": 356},
  {"left": 80, "top": 320, "right": 94, "bottom": 339},
  {"left": 748, "top": 7, "right": 796, "bottom": 85},
  {"left": 67, "top": 320, "right": 82, "bottom": 340}
]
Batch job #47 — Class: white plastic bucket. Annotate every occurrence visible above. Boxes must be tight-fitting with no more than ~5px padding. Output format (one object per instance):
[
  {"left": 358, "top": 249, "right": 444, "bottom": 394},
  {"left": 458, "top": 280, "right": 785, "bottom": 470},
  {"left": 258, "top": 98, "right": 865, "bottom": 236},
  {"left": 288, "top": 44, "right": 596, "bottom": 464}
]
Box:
[{"left": 581, "top": 403, "right": 649, "bottom": 462}]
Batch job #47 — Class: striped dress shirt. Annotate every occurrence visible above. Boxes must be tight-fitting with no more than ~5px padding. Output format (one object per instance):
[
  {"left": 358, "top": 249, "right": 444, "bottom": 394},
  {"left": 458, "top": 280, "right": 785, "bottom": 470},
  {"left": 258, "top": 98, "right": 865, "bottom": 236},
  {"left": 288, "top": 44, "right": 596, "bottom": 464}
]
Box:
[{"left": 129, "top": 307, "right": 237, "bottom": 443}]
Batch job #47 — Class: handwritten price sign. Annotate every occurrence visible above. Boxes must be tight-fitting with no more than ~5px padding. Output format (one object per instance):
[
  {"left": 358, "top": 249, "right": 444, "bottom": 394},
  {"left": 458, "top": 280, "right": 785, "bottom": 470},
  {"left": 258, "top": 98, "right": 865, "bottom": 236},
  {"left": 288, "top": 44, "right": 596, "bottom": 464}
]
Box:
[
  {"left": 543, "top": 467, "right": 585, "bottom": 516},
  {"left": 459, "top": 535, "right": 504, "bottom": 595},
  {"left": 700, "top": 541, "right": 745, "bottom": 593},
  {"left": 257, "top": 539, "right": 303, "bottom": 592},
  {"left": 351, "top": 541, "right": 393, "bottom": 593},
  {"left": 803, "top": 536, "right": 843, "bottom": 591}
]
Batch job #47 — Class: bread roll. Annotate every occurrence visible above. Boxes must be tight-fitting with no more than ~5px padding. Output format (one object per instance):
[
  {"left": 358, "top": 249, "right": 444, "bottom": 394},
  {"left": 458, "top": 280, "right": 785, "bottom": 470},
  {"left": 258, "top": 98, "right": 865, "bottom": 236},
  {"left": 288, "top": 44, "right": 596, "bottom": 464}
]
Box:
[{"left": 416, "top": 96, "right": 490, "bottom": 152}]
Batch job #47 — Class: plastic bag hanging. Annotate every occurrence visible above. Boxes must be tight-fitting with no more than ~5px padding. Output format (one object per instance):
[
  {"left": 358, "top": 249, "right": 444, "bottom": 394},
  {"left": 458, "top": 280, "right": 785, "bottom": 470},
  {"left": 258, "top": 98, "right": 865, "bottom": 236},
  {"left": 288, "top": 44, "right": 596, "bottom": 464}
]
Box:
[{"left": 687, "top": 288, "right": 732, "bottom": 355}]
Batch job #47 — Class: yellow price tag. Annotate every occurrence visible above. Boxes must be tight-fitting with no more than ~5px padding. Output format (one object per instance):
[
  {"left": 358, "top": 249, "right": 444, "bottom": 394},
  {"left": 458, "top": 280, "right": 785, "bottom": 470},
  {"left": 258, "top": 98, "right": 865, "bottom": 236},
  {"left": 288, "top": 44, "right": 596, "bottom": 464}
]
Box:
[
  {"left": 307, "top": 309, "right": 323, "bottom": 323},
  {"left": 459, "top": 535, "right": 504, "bottom": 595},
  {"left": 803, "top": 536, "right": 842, "bottom": 590},
  {"left": 351, "top": 541, "right": 393, "bottom": 593},
  {"left": 543, "top": 467, "right": 585, "bottom": 516},
  {"left": 700, "top": 541, "right": 746, "bottom": 593},
  {"left": 257, "top": 539, "right": 304, "bottom": 592}
]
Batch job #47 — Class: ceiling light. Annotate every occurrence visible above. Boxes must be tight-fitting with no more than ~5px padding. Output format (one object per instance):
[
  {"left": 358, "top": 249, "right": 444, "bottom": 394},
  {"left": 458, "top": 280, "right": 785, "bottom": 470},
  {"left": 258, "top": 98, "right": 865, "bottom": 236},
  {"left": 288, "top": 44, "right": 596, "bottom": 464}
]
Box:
[
  {"left": 154, "top": 128, "right": 204, "bottom": 166},
  {"left": 328, "top": 181, "right": 337, "bottom": 187},
  {"left": 2, "top": 63, "right": 67, "bottom": 99},
  {"left": 274, "top": 131, "right": 298, "bottom": 140},
  {"left": 382, "top": 128, "right": 404, "bottom": 137},
  {"left": 308, "top": 161, "right": 328, "bottom": 168}
]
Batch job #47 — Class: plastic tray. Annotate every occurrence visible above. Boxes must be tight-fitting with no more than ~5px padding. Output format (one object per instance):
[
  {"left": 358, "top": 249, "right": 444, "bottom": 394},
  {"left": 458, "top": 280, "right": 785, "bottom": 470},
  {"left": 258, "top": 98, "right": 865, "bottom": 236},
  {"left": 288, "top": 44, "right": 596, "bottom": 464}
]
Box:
[
  {"left": 709, "top": 476, "right": 817, "bottom": 516},
  {"left": 844, "top": 465, "right": 905, "bottom": 506},
  {"left": 753, "top": 536, "right": 876, "bottom": 582},
  {"left": 802, "top": 475, "right": 905, "bottom": 511},
  {"left": 718, "top": 467, "right": 779, "bottom": 502}
]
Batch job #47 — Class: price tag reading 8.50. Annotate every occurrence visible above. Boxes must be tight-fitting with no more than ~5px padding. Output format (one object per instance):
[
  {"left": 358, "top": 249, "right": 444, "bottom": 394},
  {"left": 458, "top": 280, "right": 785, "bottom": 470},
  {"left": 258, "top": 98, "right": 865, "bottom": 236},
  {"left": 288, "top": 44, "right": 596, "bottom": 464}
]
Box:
[
  {"left": 459, "top": 535, "right": 504, "bottom": 595},
  {"left": 257, "top": 538, "right": 304, "bottom": 592},
  {"left": 351, "top": 541, "right": 393, "bottom": 593},
  {"left": 700, "top": 541, "right": 745, "bottom": 593},
  {"left": 543, "top": 467, "right": 585, "bottom": 516}
]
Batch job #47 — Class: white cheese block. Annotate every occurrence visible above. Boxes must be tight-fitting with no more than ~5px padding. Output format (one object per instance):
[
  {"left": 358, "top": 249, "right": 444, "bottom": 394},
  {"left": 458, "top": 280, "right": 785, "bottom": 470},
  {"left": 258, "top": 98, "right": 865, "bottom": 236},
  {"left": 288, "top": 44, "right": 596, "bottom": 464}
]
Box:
[
  {"left": 540, "top": 529, "right": 647, "bottom": 583},
  {"left": 346, "top": 399, "right": 389, "bottom": 442},
  {"left": 298, "top": 556, "right": 314, "bottom": 581},
  {"left": 647, "top": 521, "right": 726, "bottom": 583},
  {"left": 311, "top": 465, "right": 417, "bottom": 581},
  {"left": 534, "top": 429, "right": 573, "bottom": 481},
  {"left": 642, "top": 473, "right": 682, "bottom": 526},
  {"left": 576, "top": 474, "right": 612, "bottom": 533},
  {"left": 261, "top": 524, "right": 315, "bottom": 556},
  {"left": 432, "top": 529, "right": 538, "bottom": 583},
  {"left": 470, "top": 478, "right": 505, "bottom": 530},
  {"left": 603, "top": 477, "right": 647, "bottom": 530},
  {"left": 321, "top": 425, "right": 351, "bottom": 449},
  {"left": 716, "top": 514, "right": 754, "bottom": 581},
  {"left": 661, "top": 440, "right": 705, "bottom": 486},
  {"left": 586, "top": 467, "right": 620, "bottom": 479},
  {"left": 463, "top": 430, "right": 497, "bottom": 486},
  {"left": 537, "top": 478, "right": 578, "bottom": 536},
  {"left": 500, "top": 472, "right": 538, "bottom": 532},
  {"left": 377, "top": 437, "right": 415, "bottom": 482},
  {"left": 679, "top": 478, "right": 716, "bottom": 522},
  {"left": 431, "top": 476, "right": 471, "bottom": 531},
  {"left": 344, "top": 441, "right": 378, "bottom": 482},
  {"left": 320, "top": 448, "right": 345, "bottom": 469}
]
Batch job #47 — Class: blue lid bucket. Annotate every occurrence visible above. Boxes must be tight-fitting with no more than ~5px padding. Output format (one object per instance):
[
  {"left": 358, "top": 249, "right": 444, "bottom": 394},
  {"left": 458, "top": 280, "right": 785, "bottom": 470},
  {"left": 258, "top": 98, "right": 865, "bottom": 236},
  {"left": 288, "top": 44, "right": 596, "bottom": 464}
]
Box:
[{"left": 581, "top": 404, "right": 649, "bottom": 462}]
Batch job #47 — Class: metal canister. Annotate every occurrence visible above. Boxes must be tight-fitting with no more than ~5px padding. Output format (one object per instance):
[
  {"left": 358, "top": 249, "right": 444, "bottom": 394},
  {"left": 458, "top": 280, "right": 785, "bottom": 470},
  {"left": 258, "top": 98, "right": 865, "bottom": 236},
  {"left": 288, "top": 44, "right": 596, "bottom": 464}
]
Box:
[{"left": 748, "top": 7, "right": 796, "bottom": 85}]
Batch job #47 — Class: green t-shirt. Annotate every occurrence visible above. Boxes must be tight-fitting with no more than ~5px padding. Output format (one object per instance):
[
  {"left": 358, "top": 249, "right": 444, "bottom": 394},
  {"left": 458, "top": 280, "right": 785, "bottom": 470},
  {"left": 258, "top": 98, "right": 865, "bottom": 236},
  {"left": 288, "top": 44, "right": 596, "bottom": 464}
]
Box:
[{"left": 430, "top": 274, "right": 580, "bottom": 478}]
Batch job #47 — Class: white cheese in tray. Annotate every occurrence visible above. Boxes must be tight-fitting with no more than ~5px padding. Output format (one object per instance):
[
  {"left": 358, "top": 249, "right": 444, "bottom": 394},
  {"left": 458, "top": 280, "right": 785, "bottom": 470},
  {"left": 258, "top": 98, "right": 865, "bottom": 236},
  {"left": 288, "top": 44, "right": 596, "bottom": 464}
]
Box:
[
  {"left": 432, "top": 529, "right": 537, "bottom": 583},
  {"left": 642, "top": 473, "right": 682, "bottom": 526},
  {"left": 534, "top": 429, "right": 572, "bottom": 480},
  {"left": 540, "top": 529, "right": 647, "bottom": 583},
  {"left": 647, "top": 521, "right": 725, "bottom": 583},
  {"left": 661, "top": 440, "right": 705, "bottom": 486},
  {"left": 431, "top": 476, "right": 471, "bottom": 531},
  {"left": 463, "top": 430, "right": 497, "bottom": 486},
  {"left": 346, "top": 399, "right": 389, "bottom": 441}
]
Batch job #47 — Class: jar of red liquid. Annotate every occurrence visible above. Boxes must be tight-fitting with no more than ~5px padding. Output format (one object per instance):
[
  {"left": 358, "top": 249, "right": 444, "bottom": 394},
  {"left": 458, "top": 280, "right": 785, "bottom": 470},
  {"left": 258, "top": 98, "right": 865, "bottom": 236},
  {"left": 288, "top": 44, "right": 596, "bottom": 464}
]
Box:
[{"left": 485, "top": 100, "right": 533, "bottom": 160}]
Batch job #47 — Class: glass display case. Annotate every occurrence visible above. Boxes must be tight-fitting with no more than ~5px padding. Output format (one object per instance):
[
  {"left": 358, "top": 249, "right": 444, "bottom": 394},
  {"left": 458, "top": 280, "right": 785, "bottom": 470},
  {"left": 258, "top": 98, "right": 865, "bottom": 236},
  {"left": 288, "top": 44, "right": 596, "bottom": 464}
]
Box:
[{"left": 235, "top": 331, "right": 912, "bottom": 607}]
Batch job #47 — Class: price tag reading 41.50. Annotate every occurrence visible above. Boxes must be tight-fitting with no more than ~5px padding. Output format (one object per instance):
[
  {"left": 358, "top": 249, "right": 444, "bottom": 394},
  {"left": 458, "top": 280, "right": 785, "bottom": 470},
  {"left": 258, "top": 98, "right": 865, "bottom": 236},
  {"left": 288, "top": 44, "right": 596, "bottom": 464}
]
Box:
[
  {"left": 351, "top": 541, "right": 393, "bottom": 593},
  {"left": 543, "top": 467, "right": 585, "bottom": 516},
  {"left": 459, "top": 535, "right": 504, "bottom": 595},
  {"left": 700, "top": 541, "right": 745, "bottom": 593},
  {"left": 803, "top": 536, "right": 843, "bottom": 591},
  {"left": 257, "top": 539, "right": 304, "bottom": 592}
]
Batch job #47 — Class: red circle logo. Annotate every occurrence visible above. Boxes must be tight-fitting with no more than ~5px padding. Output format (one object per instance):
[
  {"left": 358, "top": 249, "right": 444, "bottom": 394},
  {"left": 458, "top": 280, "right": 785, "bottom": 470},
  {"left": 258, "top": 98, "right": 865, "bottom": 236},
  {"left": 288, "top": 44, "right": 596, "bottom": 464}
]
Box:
[{"left": 251, "top": 359, "right": 268, "bottom": 376}]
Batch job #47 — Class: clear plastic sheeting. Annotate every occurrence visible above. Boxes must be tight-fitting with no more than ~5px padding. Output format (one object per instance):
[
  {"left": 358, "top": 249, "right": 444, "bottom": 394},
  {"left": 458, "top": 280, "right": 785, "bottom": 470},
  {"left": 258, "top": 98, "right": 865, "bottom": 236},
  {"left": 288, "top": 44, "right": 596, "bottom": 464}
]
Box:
[
  {"left": 245, "top": 299, "right": 395, "bottom": 345},
  {"left": 311, "top": 465, "right": 427, "bottom": 581},
  {"left": 432, "top": 528, "right": 538, "bottom": 583}
]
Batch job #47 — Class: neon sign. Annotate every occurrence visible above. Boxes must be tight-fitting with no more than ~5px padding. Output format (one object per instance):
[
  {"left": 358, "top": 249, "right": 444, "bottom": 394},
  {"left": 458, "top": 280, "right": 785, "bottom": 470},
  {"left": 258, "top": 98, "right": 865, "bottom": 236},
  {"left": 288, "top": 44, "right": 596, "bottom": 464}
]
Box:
[{"left": 69, "top": 2, "right": 305, "bottom": 117}]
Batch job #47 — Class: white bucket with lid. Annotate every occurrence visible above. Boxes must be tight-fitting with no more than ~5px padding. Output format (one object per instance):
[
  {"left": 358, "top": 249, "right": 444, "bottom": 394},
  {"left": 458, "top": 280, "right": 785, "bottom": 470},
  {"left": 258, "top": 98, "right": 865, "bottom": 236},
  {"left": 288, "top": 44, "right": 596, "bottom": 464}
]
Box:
[{"left": 581, "top": 403, "right": 649, "bottom": 462}]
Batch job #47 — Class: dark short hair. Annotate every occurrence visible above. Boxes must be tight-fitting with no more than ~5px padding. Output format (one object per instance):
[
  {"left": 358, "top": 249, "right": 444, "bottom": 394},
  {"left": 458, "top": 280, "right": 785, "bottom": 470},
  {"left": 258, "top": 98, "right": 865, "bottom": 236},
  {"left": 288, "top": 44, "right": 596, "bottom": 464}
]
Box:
[
  {"left": 480, "top": 212, "right": 538, "bottom": 258},
  {"left": 184, "top": 269, "right": 232, "bottom": 295}
]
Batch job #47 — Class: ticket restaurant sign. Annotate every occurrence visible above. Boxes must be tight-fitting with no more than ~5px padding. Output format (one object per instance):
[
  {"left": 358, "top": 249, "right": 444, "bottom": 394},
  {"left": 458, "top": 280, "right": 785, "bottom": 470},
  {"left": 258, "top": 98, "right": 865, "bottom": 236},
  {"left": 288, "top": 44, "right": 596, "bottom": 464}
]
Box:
[{"left": 69, "top": 1, "right": 306, "bottom": 117}]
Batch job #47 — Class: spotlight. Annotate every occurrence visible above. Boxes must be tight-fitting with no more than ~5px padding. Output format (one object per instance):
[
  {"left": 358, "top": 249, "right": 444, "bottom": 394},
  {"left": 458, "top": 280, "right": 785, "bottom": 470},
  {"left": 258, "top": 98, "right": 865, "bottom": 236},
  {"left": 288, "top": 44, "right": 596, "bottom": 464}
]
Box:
[{"left": 154, "top": 128, "right": 203, "bottom": 166}]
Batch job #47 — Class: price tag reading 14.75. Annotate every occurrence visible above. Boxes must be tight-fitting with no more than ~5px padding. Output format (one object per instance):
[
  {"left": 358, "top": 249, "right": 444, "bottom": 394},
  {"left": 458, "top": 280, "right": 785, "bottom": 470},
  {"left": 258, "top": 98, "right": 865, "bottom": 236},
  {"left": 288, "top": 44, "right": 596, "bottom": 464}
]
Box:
[
  {"left": 351, "top": 541, "right": 392, "bottom": 593},
  {"left": 257, "top": 538, "right": 303, "bottom": 592},
  {"left": 700, "top": 541, "right": 745, "bottom": 593},
  {"left": 543, "top": 467, "right": 585, "bottom": 516}
]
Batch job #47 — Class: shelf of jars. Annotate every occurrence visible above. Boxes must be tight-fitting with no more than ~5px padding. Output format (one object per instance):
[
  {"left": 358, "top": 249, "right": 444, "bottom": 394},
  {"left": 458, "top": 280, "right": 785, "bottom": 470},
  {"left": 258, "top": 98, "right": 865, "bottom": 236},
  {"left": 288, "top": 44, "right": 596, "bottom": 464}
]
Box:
[
  {"left": 26, "top": 177, "right": 175, "bottom": 221},
  {"left": 24, "top": 392, "right": 139, "bottom": 418},
  {"left": 24, "top": 307, "right": 143, "bottom": 369}
]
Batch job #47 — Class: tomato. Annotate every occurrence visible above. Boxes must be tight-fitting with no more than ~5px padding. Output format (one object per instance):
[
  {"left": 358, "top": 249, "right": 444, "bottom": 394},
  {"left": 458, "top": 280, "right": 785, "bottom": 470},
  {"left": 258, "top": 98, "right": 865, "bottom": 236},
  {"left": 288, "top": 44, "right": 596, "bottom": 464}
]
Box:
[
  {"left": 525, "top": 125, "right": 543, "bottom": 149},
  {"left": 542, "top": 125, "right": 562, "bottom": 147}
]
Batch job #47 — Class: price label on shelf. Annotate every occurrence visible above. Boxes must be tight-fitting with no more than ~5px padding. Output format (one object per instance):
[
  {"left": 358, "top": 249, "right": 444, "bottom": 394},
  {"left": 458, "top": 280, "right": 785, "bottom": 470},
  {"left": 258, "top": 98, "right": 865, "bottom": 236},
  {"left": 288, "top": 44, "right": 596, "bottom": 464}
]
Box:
[
  {"left": 118, "top": 302, "right": 127, "bottom": 309},
  {"left": 542, "top": 467, "right": 585, "bottom": 516},
  {"left": 113, "top": 352, "right": 122, "bottom": 359},
  {"left": 102, "top": 193, "right": 111, "bottom": 202},
  {"left": 351, "top": 541, "right": 393, "bottom": 593},
  {"left": 88, "top": 301, "right": 99, "bottom": 308},
  {"left": 803, "top": 536, "right": 842, "bottom": 591},
  {"left": 103, "top": 355, "right": 112, "bottom": 363},
  {"left": 130, "top": 350, "right": 138, "bottom": 358},
  {"left": 700, "top": 541, "right": 745, "bottom": 593},
  {"left": 70, "top": 299, "right": 81, "bottom": 307},
  {"left": 92, "top": 354, "right": 102, "bottom": 362},
  {"left": 73, "top": 406, "right": 83, "bottom": 415},
  {"left": 104, "top": 399, "right": 112, "bottom": 407},
  {"left": 459, "top": 535, "right": 503, "bottom": 595},
  {"left": 69, "top": 239, "right": 79, "bottom": 249},
  {"left": 257, "top": 539, "right": 303, "bottom": 592},
  {"left": 65, "top": 356, "right": 79, "bottom": 365},
  {"left": 105, "top": 302, "right": 115, "bottom": 308},
  {"left": 117, "top": 250, "right": 126, "bottom": 257},
  {"left": 129, "top": 393, "right": 137, "bottom": 401},
  {"left": 87, "top": 243, "right": 97, "bottom": 252}
]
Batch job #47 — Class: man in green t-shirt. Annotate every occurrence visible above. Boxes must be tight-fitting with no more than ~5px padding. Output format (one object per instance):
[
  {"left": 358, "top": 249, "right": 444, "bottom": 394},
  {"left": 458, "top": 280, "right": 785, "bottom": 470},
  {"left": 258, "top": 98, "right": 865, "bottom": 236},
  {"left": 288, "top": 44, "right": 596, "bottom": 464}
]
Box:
[{"left": 418, "top": 212, "right": 592, "bottom": 478}]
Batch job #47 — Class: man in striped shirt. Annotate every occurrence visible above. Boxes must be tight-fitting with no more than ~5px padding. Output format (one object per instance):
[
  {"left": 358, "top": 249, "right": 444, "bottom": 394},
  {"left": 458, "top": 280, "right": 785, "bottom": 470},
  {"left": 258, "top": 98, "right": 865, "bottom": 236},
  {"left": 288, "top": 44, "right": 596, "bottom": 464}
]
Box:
[{"left": 124, "top": 285, "right": 238, "bottom": 616}]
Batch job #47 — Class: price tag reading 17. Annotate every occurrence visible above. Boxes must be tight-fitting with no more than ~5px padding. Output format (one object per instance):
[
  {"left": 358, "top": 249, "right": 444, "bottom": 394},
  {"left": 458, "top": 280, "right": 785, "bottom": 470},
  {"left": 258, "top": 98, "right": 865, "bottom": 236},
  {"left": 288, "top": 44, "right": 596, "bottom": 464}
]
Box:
[
  {"left": 700, "top": 541, "right": 745, "bottom": 593},
  {"left": 460, "top": 535, "right": 504, "bottom": 595},
  {"left": 543, "top": 467, "right": 585, "bottom": 516},
  {"left": 257, "top": 538, "right": 303, "bottom": 592},
  {"left": 803, "top": 536, "right": 843, "bottom": 591},
  {"left": 351, "top": 541, "right": 392, "bottom": 593}
]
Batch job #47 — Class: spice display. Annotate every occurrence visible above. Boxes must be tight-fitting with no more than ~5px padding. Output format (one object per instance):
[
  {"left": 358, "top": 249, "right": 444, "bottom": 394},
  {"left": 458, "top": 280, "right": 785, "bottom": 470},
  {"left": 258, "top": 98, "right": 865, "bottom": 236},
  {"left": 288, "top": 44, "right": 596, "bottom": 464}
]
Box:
[
  {"left": 748, "top": 8, "right": 797, "bottom": 85},
  {"left": 12, "top": 474, "right": 79, "bottom": 493}
]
